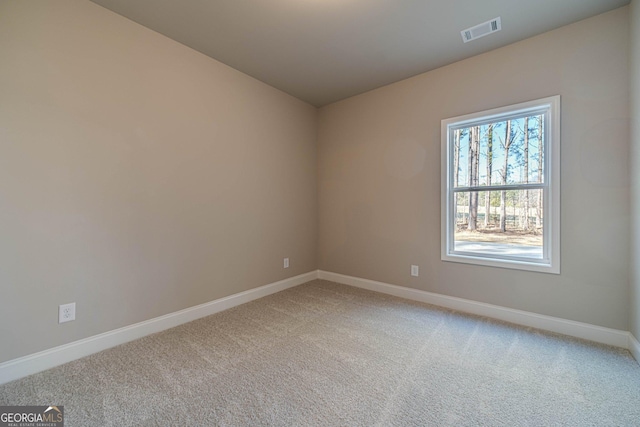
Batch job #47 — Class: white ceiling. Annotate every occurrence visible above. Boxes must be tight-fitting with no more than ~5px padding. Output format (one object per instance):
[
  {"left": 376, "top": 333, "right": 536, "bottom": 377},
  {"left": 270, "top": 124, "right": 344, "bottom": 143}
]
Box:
[{"left": 90, "top": 0, "right": 629, "bottom": 107}]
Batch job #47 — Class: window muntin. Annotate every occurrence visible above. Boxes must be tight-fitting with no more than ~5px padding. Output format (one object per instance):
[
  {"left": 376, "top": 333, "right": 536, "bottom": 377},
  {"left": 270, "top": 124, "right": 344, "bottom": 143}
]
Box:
[{"left": 441, "top": 96, "right": 560, "bottom": 273}]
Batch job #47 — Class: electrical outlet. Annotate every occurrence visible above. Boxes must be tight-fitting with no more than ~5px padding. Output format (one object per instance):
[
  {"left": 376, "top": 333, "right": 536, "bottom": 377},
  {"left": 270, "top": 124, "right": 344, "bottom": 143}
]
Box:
[
  {"left": 411, "top": 265, "right": 419, "bottom": 277},
  {"left": 284, "top": 258, "right": 289, "bottom": 268},
  {"left": 59, "top": 302, "right": 76, "bottom": 324}
]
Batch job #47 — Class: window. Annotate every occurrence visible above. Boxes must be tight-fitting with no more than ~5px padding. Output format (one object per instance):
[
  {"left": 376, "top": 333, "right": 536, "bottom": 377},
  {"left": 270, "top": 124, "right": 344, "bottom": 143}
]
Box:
[{"left": 441, "top": 96, "right": 560, "bottom": 273}]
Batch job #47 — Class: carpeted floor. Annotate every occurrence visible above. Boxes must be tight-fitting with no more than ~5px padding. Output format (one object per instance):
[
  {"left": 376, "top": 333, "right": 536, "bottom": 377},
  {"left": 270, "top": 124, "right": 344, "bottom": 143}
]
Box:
[{"left": 1, "top": 279, "right": 640, "bottom": 426}]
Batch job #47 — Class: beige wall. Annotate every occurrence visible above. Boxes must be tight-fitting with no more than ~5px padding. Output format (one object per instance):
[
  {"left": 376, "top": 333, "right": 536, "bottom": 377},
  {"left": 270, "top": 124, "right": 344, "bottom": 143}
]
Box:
[
  {"left": 318, "top": 7, "right": 630, "bottom": 330},
  {"left": 0, "top": 0, "right": 633, "bottom": 365},
  {"left": 631, "top": 0, "right": 640, "bottom": 340},
  {"left": 0, "top": 0, "right": 317, "bottom": 362}
]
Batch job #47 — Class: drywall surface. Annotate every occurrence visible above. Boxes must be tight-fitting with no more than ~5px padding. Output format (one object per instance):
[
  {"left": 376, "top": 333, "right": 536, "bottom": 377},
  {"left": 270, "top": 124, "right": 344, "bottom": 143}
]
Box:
[
  {"left": 318, "top": 7, "right": 630, "bottom": 330},
  {"left": 0, "top": 0, "right": 317, "bottom": 362},
  {"left": 631, "top": 0, "right": 640, "bottom": 339}
]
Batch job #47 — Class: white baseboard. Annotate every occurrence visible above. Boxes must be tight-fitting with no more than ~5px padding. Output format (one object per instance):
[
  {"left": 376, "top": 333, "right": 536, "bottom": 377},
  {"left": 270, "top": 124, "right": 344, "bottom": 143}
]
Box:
[
  {"left": 3, "top": 269, "right": 635, "bottom": 385},
  {"left": 318, "top": 270, "right": 630, "bottom": 349},
  {"left": 0, "top": 271, "right": 318, "bottom": 385},
  {"left": 630, "top": 334, "right": 640, "bottom": 363}
]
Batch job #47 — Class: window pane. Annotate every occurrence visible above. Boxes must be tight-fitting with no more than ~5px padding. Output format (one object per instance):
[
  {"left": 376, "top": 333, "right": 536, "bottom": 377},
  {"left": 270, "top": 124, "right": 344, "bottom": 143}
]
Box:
[
  {"left": 453, "top": 115, "right": 545, "bottom": 188},
  {"left": 453, "top": 189, "right": 543, "bottom": 259}
]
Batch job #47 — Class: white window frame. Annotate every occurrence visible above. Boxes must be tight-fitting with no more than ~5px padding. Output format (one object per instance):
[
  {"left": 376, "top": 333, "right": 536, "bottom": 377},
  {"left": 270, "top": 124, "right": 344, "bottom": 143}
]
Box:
[{"left": 441, "top": 95, "right": 560, "bottom": 274}]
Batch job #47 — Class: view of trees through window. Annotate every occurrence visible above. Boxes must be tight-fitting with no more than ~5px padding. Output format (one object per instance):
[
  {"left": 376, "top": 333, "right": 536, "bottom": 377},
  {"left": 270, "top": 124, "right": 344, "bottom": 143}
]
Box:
[{"left": 453, "top": 114, "right": 544, "bottom": 259}]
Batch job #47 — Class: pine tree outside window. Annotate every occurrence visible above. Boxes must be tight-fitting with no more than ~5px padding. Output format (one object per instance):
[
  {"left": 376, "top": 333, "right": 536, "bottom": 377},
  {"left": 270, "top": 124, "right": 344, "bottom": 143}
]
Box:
[{"left": 441, "top": 96, "right": 560, "bottom": 273}]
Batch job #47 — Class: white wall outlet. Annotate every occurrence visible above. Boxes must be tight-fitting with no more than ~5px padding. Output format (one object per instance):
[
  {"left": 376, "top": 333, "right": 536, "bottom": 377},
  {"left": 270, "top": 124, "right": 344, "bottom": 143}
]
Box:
[
  {"left": 59, "top": 302, "right": 76, "bottom": 324},
  {"left": 411, "top": 265, "right": 419, "bottom": 277},
  {"left": 284, "top": 257, "right": 290, "bottom": 268}
]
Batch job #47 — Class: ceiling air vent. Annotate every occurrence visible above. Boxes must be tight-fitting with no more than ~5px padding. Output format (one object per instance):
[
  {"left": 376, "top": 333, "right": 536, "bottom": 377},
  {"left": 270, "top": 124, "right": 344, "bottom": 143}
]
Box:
[{"left": 461, "top": 17, "right": 501, "bottom": 43}]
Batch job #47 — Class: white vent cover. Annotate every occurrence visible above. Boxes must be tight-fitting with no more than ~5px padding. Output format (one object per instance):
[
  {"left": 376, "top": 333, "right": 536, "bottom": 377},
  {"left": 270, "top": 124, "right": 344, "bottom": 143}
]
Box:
[{"left": 461, "top": 17, "right": 501, "bottom": 43}]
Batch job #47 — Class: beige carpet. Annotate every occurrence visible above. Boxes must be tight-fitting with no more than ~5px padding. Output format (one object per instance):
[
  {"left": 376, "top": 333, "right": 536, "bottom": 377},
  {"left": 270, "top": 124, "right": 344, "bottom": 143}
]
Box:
[{"left": 1, "top": 280, "right": 639, "bottom": 426}]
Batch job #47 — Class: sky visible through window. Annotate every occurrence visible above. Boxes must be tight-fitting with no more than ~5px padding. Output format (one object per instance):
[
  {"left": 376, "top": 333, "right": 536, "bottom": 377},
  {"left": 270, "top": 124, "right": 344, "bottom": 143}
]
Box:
[
  {"left": 453, "top": 114, "right": 544, "bottom": 259},
  {"left": 455, "top": 117, "right": 543, "bottom": 188}
]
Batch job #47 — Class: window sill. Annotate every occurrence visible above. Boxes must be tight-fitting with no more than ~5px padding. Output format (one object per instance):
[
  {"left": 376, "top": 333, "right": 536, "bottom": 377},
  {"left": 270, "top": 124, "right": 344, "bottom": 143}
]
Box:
[{"left": 442, "top": 252, "right": 560, "bottom": 274}]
